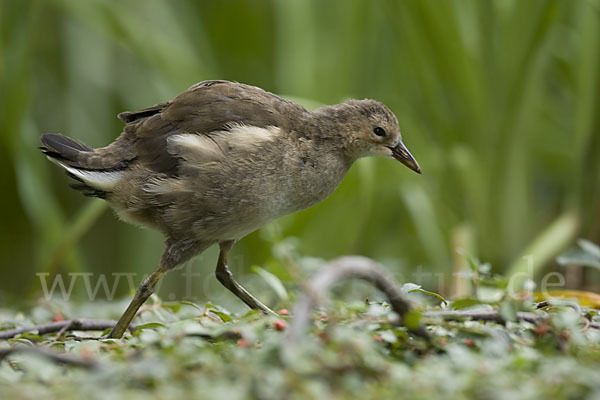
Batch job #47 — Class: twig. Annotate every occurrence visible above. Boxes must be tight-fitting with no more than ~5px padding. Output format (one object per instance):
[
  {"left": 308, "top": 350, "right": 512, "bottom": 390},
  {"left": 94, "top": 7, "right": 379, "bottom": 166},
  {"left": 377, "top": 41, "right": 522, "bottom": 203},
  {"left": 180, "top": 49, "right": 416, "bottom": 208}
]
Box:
[
  {"left": 0, "top": 345, "right": 97, "bottom": 369},
  {"left": 423, "top": 310, "right": 540, "bottom": 325},
  {"left": 287, "top": 256, "right": 427, "bottom": 344},
  {"left": 0, "top": 319, "right": 138, "bottom": 340},
  {"left": 55, "top": 320, "right": 73, "bottom": 339},
  {"left": 423, "top": 309, "right": 600, "bottom": 330}
]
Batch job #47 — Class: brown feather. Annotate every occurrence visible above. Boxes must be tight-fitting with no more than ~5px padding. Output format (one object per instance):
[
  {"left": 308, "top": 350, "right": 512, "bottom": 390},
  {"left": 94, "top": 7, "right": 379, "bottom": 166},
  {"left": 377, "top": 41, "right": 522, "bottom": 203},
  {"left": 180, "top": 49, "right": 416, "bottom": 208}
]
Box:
[{"left": 95, "top": 80, "right": 307, "bottom": 176}]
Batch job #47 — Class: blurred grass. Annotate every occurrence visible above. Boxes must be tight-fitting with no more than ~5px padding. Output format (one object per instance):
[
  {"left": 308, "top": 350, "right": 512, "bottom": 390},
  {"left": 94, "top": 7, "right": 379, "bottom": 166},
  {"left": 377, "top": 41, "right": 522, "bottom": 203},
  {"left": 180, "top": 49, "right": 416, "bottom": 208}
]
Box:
[{"left": 1, "top": 0, "right": 599, "bottom": 304}]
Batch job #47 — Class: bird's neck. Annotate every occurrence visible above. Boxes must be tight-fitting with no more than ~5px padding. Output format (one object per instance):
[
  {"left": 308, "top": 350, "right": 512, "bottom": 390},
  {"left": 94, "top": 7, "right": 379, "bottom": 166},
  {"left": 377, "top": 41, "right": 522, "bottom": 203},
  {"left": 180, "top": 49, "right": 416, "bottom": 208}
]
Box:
[{"left": 304, "top": 103, "right": 359, "bottom": 163}]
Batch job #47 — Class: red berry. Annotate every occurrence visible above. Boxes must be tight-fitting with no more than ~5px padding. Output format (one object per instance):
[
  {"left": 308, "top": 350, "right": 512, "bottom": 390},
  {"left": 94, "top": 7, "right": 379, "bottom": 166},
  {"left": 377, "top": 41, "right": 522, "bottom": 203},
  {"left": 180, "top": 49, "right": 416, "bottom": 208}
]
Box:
[
  {"left": 464, "top": 339, "right": 475, "bottom": 347},
  {"left": 534, "top": 325, "right": 548, "bottom": 336},
  {"left": 237, "top": 338, "right": 252, "bottom": 348},
  {"left": 278, "top": 309, "right": 289, "bottom": 316},
  {"left": 373, "top": 335, "right": 384, "bottom": 342},
  {"left": 519, "top": 290, "right": 532, "bottom": 299},
  {"left": 53, "top": 314, "right": 65, "bottom": 322},
  {"left": 559, "top": 330, "right": 570, "bottom": 341},
  {"left": 274, "top": 320, "right": 286, "bottom": 331},
  {"left": 81, "top": 348, "right": 94, "bottom": 359}
]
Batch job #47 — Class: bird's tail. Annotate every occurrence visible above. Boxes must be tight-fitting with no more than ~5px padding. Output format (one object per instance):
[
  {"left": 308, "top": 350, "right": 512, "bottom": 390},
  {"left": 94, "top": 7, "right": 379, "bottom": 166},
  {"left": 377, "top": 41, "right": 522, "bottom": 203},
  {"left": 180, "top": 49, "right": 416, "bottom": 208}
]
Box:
[{"left": 40, "top": 133, "right": 124, "bottom": 198}]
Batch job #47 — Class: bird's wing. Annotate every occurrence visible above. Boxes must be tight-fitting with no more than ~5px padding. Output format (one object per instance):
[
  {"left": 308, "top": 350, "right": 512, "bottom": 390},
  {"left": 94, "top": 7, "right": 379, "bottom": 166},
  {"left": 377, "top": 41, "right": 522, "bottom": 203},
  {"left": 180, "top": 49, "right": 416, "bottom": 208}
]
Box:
[
  {"left": 99, "top": 80, "right": 305, "bottom": 176},
  {"left": 117, "top": 103, "right": 169, "bottom": 124}
]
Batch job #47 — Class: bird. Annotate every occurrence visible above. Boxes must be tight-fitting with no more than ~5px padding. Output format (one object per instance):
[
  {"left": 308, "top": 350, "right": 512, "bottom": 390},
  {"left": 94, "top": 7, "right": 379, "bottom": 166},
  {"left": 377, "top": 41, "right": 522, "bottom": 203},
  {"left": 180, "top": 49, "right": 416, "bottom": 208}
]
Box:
[{"left": 40, "top": 80, "right": 421, "bottom": 338}]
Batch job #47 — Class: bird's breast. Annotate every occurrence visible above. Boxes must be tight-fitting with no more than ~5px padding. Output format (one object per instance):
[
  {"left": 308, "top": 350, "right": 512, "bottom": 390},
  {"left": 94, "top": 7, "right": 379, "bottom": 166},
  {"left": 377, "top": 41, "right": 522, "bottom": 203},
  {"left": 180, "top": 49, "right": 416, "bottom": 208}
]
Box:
[
  {"left": 275, "top": 150, "right": 350, "bottom": 214},
  {"left": 129, "top": 135, "right": 351, "bottom": 241}
]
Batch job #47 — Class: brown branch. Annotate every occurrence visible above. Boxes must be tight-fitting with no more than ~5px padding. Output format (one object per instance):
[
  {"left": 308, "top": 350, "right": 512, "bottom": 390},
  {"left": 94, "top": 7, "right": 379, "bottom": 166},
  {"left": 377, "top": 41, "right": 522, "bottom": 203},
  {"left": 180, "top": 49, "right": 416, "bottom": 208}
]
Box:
[
  {"left": 0, "top": 319, "right": 138, "bottom": 340},
  {"left": 423, "top": 309, "right": 600, "bottom": 329},
  {"left": 0, "top": 345, "right": 97, "bottom": 369},
  {"left": 287, "top": 256, "right": 427, "bottom": 344},
  {"left": 423, "top": 310, "right": 540, "bottom": 324}
]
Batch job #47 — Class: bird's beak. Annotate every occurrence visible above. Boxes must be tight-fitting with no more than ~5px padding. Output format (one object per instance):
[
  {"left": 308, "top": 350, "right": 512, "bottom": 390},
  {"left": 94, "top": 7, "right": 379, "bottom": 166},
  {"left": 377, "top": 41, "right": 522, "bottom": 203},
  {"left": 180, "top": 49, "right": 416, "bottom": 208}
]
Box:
[{"left": 389, "top": 140, "right": 421, "bottom": 174}]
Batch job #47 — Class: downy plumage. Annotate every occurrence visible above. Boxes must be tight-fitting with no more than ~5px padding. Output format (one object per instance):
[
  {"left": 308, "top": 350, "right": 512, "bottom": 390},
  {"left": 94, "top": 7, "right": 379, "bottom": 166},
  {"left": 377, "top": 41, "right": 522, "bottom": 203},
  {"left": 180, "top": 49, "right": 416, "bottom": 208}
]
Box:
[{"left": 40, "top": 80, "right": 420, "bottom": 338}]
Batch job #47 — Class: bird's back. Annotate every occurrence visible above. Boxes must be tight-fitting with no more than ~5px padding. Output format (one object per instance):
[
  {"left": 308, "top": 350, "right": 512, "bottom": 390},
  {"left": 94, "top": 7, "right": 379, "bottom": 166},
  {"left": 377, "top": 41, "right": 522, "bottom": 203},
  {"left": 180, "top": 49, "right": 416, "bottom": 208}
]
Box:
[{"left": 41, "top": 80, "right": 306, "bottom": 197}]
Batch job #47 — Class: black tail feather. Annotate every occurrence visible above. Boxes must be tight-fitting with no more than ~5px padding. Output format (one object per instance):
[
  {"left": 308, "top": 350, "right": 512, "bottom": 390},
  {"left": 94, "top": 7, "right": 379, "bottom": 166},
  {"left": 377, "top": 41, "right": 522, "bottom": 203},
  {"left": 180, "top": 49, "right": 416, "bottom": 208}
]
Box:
[
  {"left": 40, "top": 134, "right": 108, "bottom": 199},
  {"left": 69, "top": 182, "right": 107, "bottom": 199},
  {"left": 40, "top": 133, "right": 92, "bottom": 165}
]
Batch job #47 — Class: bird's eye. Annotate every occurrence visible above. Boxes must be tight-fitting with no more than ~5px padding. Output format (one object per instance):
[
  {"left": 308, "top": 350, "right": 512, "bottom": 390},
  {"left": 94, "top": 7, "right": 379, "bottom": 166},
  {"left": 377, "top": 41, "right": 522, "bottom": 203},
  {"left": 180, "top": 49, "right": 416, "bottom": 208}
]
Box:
[{"left": 373, "top": 127, "right": 386, "bottom": 137}]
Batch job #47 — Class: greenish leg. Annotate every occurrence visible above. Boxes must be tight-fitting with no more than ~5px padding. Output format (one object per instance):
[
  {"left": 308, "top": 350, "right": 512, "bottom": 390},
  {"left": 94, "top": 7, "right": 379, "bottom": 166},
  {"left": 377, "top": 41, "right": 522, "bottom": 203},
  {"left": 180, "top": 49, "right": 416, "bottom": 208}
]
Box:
[
  {"left": 108, "top": 268, "right": 165, "bottom": 338},
  {"left": 215, "top": 241, "right": 277, "bottom": 316}
]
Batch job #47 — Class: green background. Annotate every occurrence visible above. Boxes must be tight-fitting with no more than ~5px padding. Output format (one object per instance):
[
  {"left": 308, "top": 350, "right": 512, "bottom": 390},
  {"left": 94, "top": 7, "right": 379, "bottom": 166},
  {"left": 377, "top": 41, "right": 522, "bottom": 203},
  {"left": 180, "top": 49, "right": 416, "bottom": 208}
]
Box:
[{"left": 1, "top": 0, "right": 599, "bottom": 310}]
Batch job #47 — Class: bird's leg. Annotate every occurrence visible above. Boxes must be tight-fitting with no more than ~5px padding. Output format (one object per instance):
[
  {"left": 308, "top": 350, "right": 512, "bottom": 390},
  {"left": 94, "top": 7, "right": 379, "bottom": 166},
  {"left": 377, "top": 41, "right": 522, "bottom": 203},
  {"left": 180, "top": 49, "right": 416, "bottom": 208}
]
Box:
[
  {"left": 107, "top": 267, "right": 164, "bottom": 338},
  {"left": 215, "top": 241, "right": 277, "bottom": 316},
  {"left": 108, "top": 239, "right": 201, "bottom": 339}
]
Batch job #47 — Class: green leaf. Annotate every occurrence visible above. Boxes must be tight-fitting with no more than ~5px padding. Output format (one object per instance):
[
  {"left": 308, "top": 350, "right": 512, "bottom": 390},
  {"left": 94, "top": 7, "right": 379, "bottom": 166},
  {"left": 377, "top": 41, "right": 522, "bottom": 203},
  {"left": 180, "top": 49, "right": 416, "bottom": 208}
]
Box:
[
  {"left": 499, "top": 301, "right": 518, "bottom": 322},
  {"left": 408, "top": 288, "right": 448, "bottom": 306},
  {"left": 557, "top": 239, "right": 600, "bottom": 269},
  {"left": 451, "top": 298, "right": 483, "bottom": 310},
  {"left": 180, "top": 300, "right": 205, "bottom": 313},
  {"left": 251, "top": 266, "right": 289, "bottom": 301},
  {"left": 557, "top": 249, "right": 600, "bottom": 269},
  {"left": 456, "top": 249, "right": 480, "bottom": 273},
  {"left": 134, "top": 322, "right": 167, "bottom": 333},
  {"left": 578, "top": 239, "right": 600, "bottom": 259},
  {"left": 402, "top": 310, "right": 422, "bottom": 331},
  {"left": 379, "top": 329, "right": 398, "bottom": 344},
  {"left": 209, "top": 310, "right": 233, "bottom": 323}
]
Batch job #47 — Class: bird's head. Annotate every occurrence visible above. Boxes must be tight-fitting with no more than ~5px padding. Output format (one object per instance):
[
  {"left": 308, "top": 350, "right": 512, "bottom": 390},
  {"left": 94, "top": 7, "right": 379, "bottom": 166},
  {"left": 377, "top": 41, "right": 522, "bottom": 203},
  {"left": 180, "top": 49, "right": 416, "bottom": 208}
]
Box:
[{"left": 322, "top": 99, "right": 421, "bottom": 174}]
